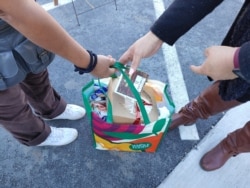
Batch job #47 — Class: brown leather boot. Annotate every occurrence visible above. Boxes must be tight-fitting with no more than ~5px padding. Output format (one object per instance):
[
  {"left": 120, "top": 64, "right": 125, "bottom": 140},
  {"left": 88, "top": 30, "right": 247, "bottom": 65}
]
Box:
[
  {"left": 169, "top": 81, "right": 241, "bottom": 130},
  {"left": 200, "top": 121, "right": 250, "bottom": 171}
]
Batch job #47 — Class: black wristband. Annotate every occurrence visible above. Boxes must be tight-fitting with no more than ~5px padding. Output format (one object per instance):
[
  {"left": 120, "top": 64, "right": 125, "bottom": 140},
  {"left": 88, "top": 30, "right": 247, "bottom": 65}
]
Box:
[{"left": 74, "top": 50, "right": 98, "bottom": 75}]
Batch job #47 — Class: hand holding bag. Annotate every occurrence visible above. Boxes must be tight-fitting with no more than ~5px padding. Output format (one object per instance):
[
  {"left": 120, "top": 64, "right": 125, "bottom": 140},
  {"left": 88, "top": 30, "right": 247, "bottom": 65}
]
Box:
[{"left": 82, "top": 62, "right": 175, "bottom": 152}]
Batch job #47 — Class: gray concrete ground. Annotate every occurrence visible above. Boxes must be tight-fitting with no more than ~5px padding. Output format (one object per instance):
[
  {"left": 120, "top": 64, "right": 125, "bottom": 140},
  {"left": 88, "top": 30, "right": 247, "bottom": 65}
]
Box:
[{"left": 0, "top": 0, "right": 249, "bottom": 188}]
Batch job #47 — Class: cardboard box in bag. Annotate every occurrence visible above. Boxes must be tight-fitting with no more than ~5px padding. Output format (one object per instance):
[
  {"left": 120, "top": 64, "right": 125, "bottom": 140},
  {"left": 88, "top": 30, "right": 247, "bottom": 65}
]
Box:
[{"left": 107, "top": 77, "right": 159, "bottom": 124}]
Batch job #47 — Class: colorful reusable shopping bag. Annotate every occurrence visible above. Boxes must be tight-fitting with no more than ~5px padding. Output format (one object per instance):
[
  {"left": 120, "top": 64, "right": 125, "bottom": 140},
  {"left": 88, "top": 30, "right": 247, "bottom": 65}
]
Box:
[{"left": 82, "top": 62, "right": 175, "bottom": 152}]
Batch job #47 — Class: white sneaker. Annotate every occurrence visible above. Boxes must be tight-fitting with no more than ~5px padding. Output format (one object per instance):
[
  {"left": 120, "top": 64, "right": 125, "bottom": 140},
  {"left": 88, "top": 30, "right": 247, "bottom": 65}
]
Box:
[
  {"left": 37, "top": 127, "right": 78, "bottom": 146},
  {"left": 51, "top": 104, "right": 86, "bottom": 120}
]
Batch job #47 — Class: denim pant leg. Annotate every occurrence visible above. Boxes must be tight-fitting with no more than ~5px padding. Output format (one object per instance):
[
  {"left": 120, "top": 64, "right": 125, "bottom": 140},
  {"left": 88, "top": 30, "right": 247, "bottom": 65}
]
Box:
[
  {"left": 19, "top": 69, "right": 67, "bottom": 119},
  {"left": 0, "top": 84, "right": 51, "bottom": 146}
]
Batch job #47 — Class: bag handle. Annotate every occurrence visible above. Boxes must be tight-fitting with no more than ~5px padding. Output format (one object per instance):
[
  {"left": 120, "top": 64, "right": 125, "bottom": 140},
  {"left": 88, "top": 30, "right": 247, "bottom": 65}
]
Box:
[{"left": 107, "top": 62, "right": 150, "bottom": 125}]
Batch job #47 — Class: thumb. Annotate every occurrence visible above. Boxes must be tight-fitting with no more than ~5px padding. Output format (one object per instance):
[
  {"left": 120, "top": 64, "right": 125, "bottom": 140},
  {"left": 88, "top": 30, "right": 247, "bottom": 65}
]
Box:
[{"left": 190, "top": 65, "right": 204, "bottom": 75}]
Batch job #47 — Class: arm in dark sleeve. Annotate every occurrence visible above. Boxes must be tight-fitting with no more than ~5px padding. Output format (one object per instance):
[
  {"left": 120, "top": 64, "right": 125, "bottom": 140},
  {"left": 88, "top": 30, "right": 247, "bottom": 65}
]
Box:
[
  {"left": 238, "top": 42, "right": 250, "bottom": 81},
  {"left": 151, "top": 0, "right": 224, "bottom": 45}
]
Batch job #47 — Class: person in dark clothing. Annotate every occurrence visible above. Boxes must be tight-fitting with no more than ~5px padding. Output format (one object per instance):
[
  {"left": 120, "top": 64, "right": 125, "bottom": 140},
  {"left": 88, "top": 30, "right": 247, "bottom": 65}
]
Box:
[
  {"left": 0, "top": 0, "right": 115, "bottom": 147},
  {"left": 119, "top": 0, "right": 250, "bottom": 171}
]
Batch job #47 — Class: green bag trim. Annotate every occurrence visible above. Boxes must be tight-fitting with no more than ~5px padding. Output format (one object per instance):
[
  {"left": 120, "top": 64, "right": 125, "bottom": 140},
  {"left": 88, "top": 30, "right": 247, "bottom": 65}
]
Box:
[
  {"left": 163, "top": 85, "right": 175, "bottom": 115},
  {"left": 152, "top": 118, "right": 166, "bottom": 134},
  {"left": 104, "top": 131, "right": 153, "bottom": 140},
  {"left": 81, "top": 80, "right": 97, "bottom": 148},
  {"left": 81, "top": 80, "right": 95, "bottom": 122}
]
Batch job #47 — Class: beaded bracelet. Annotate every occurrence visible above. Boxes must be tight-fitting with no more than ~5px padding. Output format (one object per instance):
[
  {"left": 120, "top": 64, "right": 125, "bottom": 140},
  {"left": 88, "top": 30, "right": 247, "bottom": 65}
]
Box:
[{"left": 74, "top": 50, "right": 98, "bottom": 75}]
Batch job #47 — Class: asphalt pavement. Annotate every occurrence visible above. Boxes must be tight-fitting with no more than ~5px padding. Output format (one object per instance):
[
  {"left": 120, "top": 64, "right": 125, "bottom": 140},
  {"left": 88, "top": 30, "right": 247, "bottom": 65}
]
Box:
[{"left": 1, "top": 0, "right": 249, "bottom": 188}]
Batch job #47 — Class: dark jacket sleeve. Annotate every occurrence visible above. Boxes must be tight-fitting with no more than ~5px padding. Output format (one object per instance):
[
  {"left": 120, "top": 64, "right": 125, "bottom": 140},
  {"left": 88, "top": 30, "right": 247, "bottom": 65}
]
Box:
[
  {"left": 151, "top": 0, "right": 224, "bottom": 45},
  {"left": 238, "top": 42, "right": 250, "bottom": 81}
]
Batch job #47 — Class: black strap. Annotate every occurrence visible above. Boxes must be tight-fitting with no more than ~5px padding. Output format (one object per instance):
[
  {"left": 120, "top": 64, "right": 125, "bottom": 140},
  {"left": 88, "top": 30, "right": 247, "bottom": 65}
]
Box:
[{"left": 74, "top": 50, "right": 98, "bottom": 75}]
